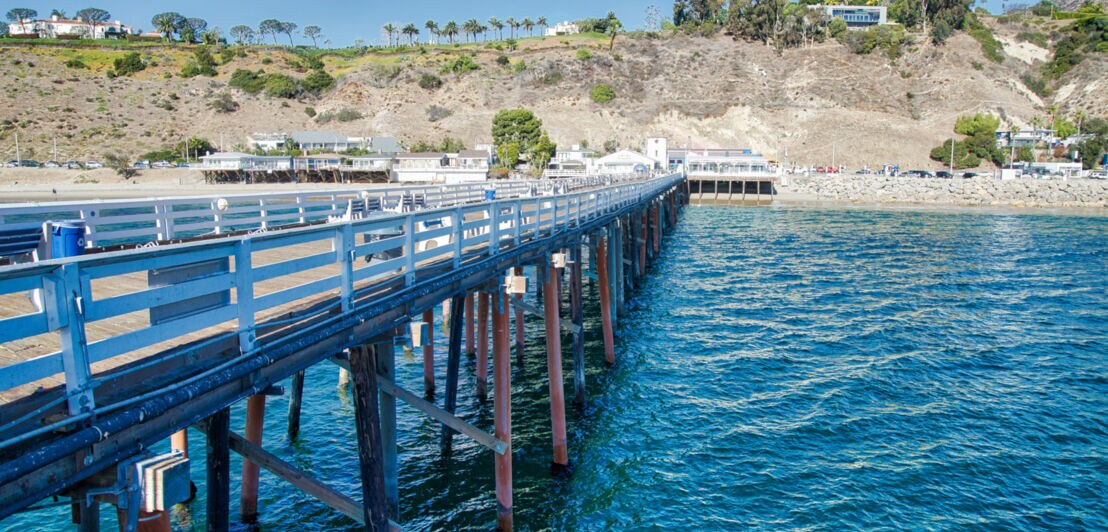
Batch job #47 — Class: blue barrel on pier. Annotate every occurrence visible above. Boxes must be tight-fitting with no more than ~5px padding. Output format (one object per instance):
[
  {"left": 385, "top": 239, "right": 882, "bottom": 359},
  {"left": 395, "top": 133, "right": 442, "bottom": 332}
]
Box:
[
  {"left": 484, "top": 188, "right": 496, "bottom": 201},
  {"left": 51, "top": 220, "right": 87, "bottom": 258}
]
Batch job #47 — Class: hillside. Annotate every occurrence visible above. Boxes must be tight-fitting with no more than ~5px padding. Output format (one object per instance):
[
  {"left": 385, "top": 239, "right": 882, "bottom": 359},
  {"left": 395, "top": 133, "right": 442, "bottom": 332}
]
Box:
[{"left": 0, "top": 21, "right": 1104, "bottom": 170}]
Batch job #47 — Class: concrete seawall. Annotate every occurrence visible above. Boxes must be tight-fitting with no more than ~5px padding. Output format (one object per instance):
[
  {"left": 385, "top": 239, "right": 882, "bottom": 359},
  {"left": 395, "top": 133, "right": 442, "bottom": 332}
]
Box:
[{"left": 778, "top": 175, "right": 1108, "bottom": 209}]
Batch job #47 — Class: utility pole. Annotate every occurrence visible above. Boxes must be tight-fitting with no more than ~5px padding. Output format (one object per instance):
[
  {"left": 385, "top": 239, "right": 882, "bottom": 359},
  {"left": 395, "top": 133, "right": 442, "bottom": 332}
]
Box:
[
  {"left": 15, "top": 132, "right": 20, "bottom": 163},
  {"left": 950, "top": 137, "right": 955, "bottom": 175}
]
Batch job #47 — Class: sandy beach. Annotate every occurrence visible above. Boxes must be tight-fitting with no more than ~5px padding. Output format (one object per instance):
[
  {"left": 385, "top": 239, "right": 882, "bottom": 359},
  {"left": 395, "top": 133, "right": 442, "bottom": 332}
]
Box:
[{"left": 0, "top": 168, "right": 384, "bottom": 202}]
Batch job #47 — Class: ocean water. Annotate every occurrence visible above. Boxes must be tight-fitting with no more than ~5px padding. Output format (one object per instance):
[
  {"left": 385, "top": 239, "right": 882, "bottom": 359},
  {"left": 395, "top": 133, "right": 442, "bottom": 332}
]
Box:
[{"left": 8, "top": 205, "right": 1107, "bottom": 530}]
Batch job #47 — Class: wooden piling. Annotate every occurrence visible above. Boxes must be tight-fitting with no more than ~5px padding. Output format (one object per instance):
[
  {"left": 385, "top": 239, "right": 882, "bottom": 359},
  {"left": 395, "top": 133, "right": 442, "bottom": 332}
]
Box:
[
  {"left": 570, "top": 243, "right": 586, "bottom": 405},
  {"left": 349, "top": 346, "right": 389, "bottom": 531},
  {"left": 465, "top": 293, "right": 475, "bottom": 356},
  {"left": 441, "top": 294, "right": 466, "bottom": 454},
  {"left": 653, "top": 203, "right": 661, "bottom": 254},
  {"left": 117, "top": 508, "right": 170, "bottom": 532},
  {"left": 476, "top": 291, "right": 490, "bottom": 401},
  {"left": 206, "top": 407, "right": 230, "bottom": 532},
  {"left": 240, "top": 394, "right": 266, "bottom": 522},
  {"left": 287, "top": 370, "right": 305, "bottom": 441},
  {"left": 596, "top": 234, "right": 616, "bottom": 365},
  {"left": 513, "top": 267, "right": 525, "bottom": 359},
  {"left": 171, "top": 430, "right": 189, "bottom": 459},
  {"left": 542, "top": 261, "right": 569, "bottom": 469},
  {"left": 422, "top": 309, "right": 435, "bottom": 397},
  {"left": 639, "top": 211, "right": 647, "bottom": 277},
  {"left": 492, "top": 288, "right": 513, "bottom": 531},
  {"left": 374, "top": 339, "right": 399, "bottom": 519}
]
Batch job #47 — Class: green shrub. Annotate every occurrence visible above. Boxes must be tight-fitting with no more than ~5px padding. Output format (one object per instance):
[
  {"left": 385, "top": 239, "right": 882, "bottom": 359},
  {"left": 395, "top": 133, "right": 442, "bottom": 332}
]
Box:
[
  {"left": 304, "top": 106, "right": 316, "bottom": 117},
  {"left": 229, "top": 69, "right": 266, "bottom": 93},
  {"left": 590, "top": 83, "right": 615, "bottom": 103},
  {"left": 112, "top": 52, "right": 146, "bottom": 76},
  {"left": 260, "top": 57, "right": 273, "bottom": 65},
  {"left": 418, "top": 73, "right": 442, "bottom": 90},
  {"left": 1021, "top": 72, "right": 1052, "bottom": 96},
  {"left": 969, "top": 26, "right": 1004, "bottom": 63},
  {"left": 576, "top": 48, "right": 593, "bottom": 60},
  {"left": 335, "top": 108, "right": 362, "bottom": 122},
  {"left": 513, "top": 60, "right": 527, "bottom": 73},
  {"left": 64, "top": 58, "right": 86, "bottom": 69},
  {"left": 302, "top": 70, "right": 335, "bottom": 95},
  {"left": 440, "top": 54, "right": 479, "bottom": 74},
  {"left": 496, "top": 55, "right": 510, "bottom": 66},
  {"left": 209, "top": 93, "right": 239, "bottom": 113},
  {"left": 541, "top": 70, "right": 563, "bottom": 85},
  {"left": 264, "top": 74, "right": 300, "bottom": 98}
]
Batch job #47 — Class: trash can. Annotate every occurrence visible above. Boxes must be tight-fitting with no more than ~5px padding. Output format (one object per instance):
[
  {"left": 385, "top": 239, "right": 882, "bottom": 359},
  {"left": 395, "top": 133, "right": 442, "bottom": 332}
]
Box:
[
  {"left": 51, "top": 220, "right": 87, "bottom": 258},
  {"left": 484, "top": 188, "right": 496, "bottom": 201}
]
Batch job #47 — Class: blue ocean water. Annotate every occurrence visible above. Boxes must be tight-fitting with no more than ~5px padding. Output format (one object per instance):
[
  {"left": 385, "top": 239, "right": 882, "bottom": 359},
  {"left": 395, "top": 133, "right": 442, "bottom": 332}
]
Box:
[{"left": 7, "top": 205, "right": 1107, "bottom": 530}]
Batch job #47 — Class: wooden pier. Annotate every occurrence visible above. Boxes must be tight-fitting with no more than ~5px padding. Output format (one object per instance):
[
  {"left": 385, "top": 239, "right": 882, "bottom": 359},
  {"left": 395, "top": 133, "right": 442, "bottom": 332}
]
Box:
[{"left": 0, "top": 174, "right": 686, "bottom": 530}]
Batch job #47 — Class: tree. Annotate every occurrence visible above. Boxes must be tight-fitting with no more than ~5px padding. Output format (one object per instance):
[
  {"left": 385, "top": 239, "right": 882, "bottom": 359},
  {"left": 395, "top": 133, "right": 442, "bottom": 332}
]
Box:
[
  {"left": 510, "top": 18, "right": 522, "bottom": 38},
  {"left": 530, "top": 133, "right": 556, "bottom": 174},
  {"left": 258, "top": 19, "right": 282, "bottom": 45},
  {"left": 492, "top": 109, "right": 544, "bottom": 156},
  {"left": 401, "top": 23, "right": 418, "bottom": 44},
  {"left": 674, "top": 0, "right": 691, "bottom": 25},
  {"left": 75, "top": 8, "right": 110, "bottom": 38},
  {"left": 230, "top": 25, "right": 254, "bottom": 44},
  {"left": 5, "top": 8, "right": 36, "bottom": 22},
  {"left": 278, "top": 21, "right": 297, "bottom": 46},
  {"left": 487, "top": 17, "right": 502, "bottom": 40},
  {"left": 382, "top": 23, "right": 396, "bottom": 46},
  {"left": 607, "top": 12, "right": 623, "bottom": 51},
  {"left": 50, "top": 9, "right": 66, "bottom": 18},
  {"left": 522, "top": 17, "right": 534, "bottom": 37},
  {"left": 443, "top": 21, "right": 458, "bottom": 44},
  {"left": 304, "top": 25, "right": 322, "bottom": 47},
  {"left": 538, "top": 16, "right": 548, "bottom": 35},
  {"left": 180, "top": 18, "right": 208, "bottom": 43},
  {"left": 505, "top": 17, "right": 517, "bottom": 39},
  {"left": 152, "top": 12, "right": 185, "bottom": 41},
  {"left": 425, "top": 20, "right": 439, "bottom": 44}
]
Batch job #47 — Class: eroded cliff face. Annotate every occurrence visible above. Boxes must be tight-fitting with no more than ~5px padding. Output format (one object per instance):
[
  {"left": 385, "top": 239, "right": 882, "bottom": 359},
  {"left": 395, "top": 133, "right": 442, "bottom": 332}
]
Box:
[{"left": 0, "top": 20, "right": 1101, "bottom": 169}]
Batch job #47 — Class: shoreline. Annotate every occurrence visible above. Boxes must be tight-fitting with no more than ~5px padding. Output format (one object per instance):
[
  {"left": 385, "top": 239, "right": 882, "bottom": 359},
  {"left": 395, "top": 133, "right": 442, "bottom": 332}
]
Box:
[{"left": 1, "top": 169, "right": 1105, "bottom": 214}]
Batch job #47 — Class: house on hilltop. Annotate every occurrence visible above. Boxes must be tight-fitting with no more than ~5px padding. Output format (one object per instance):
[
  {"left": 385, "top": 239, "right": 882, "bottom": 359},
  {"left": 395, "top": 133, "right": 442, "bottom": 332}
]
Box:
[
  {"left": 6, "top": 14, "right": 138, "bottom": 39},
  {"left": 545, "top": 22, "right": 580, "bottom": 36},
  {"left": 811, "top": 5, "right": 887, "bottom": 27}
]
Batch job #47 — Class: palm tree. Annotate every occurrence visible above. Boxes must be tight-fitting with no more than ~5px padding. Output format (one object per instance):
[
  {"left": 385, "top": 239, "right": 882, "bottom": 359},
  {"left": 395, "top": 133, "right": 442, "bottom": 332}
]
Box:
[
  {"left": 402, "top": 23, "right": 419, "bottom": 45},
  {"left": 425, "top": 20, "right": 438, "bottom": 45},
  {"left": 505, "top": 17, "right": 516, "bottom": 39},
  {"left": 522, "top": 18, "right": 534, "bottom": 37},
  {"left": 465, "top": 19, "right": 483, "bottom": 42},
  {"left": 443, "top": 21, "right": 458, "bottom": 44},
  {"left": 488, "top": 17, "right": 501, "bottom": 40},
  {"left": 1009, "top": 125, "right": 1021, "bottom": 164},
  {"left": 1074, "top": 109, "right": 1087, "bottom": 136},
  {"left": 537, "top": 17, "right": 548, "bottom": 36},
  {"left": 382, "top": 23, "right": 396, "bottom": 47}
]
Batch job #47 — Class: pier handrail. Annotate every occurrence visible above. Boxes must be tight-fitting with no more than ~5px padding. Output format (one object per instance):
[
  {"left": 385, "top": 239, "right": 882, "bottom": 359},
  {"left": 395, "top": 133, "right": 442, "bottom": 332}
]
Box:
[
  {"left": 0, "top": 175, "right": 638, "bottom": 249},
  {"left": 0, "top": 173, "right": 684, "bottom": 449}
]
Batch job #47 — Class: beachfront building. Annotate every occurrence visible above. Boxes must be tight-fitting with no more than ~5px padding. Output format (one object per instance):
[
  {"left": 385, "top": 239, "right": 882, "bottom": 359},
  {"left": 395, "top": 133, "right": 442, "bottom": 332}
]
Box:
[
  {"left": 812, "top": 5, "right": 887, "bottom": 27},
  {"left": 199, "top": 152, "right": 293, "bottom": 171},
  {"left": 391, "top": 151, "right": 490, "bottom": 183},
  {"left": 594, "top": 149, "right": 658, "bottom": 175},
  {"left": 545, "top": 21, "right": 580, "bottom": 36},
  {"left": 293, "top": 154, "right": 345, "bottom": 171},
  {"left": 7, "top": 14, "right": 138, "bottom": 39},
  {"left": 350, "top": 154, "right": 394, "bottom": 171},
  {"left": 996, "top": 128, "right": 1058, "bottom": 148},
  {"left": 247, "top": 133, "right": 288, "bottom": 152},
  {"left": 292, "top": 131, "right": 357, "bottom": 152}
]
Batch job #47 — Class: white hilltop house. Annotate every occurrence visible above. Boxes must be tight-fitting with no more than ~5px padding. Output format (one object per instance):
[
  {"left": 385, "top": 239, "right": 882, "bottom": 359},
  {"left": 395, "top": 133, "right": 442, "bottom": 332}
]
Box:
[
  {"left": 545, "top": 21, "right": 580, "bottom": 37},
  {"left": 7, "top": 14, "right": 138, "bottom": 39}
]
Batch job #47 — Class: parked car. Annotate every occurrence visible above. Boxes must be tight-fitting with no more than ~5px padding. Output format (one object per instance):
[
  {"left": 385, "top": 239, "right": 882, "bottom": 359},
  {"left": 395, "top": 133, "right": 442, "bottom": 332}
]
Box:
[
  {"left": 42, "top": 160, "right": 61, "bottom": 168},
  {"left": 18, "top": 160, "right": 40, "bottom": 168},
  {"left": 4, "top": 160, "right": 17, "bottom": 168},
  {"left": 176, "top": 162, "right": 190, "bottom": 168},
  {"left": 64, "top": 160, "right": 82, "bottom": 169},
  {"left": 151, "top": 160, "right": 174, "bottom": 169},
  {"left": 936, "top": 171, "right": 953, "bottom": 179},
  {"left": 1087, "top": 170, "right": 1106, "bottom": 180},
  {"left": 960, "top": 172, "right": 979, "bottom": 179},
  {"left": 906, "top": 170, "right": 935, "bottom": 178},
  {"left": 132, "top": 160, "right": 150, "bottom": 169},
  {"left": 84, "top": 161, "right": 103, "bottom": 169}
]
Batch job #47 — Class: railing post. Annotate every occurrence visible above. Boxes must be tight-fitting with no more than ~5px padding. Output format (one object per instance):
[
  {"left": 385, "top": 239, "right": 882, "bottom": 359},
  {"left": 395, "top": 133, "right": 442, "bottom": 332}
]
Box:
[
  {"left": 405, "top": 215, "right": 417, "bottom": 285},
  {"left": 235, "top": 239, "right": 255, "bottom": 353},
  {"left": 53, "top": 263, "right": 94, "bottom": 416},
  {"left": 453, "top": 207, "right": 464, "bottom": 268},
  {"left": 259, "top": 199, "right": 269, "bottom": 230},
  {"left": 337, "top": 224, "right": 354, "bottom": 312},
  {"left": 489, "top": 202, "right": 500, "bottom": 256}
]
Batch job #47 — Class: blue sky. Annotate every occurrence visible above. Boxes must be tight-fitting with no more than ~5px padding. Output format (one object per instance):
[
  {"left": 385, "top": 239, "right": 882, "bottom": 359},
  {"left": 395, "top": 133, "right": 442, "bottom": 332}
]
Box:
[{"left": 17, "top": 0, "right": 1010, "bottom": 46}]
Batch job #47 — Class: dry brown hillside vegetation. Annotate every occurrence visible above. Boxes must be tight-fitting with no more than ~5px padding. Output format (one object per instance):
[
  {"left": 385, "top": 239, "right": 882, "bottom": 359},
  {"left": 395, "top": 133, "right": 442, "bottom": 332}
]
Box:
[{"left": 0, "top": 23, "right": 1104, "bottom": 169}]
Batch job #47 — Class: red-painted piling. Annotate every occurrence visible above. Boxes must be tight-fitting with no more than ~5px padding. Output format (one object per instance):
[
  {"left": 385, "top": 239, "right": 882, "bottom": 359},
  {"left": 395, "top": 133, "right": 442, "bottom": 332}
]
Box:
[
  {"left": 596, "top": 234, "right": 615, "bottom": 365},
  {"left": 543, "top": 261, "right": 569, "bottom": 469},
  {"left": 477, "top": 291, "right": 490, "bottom": 401},
  {"left": 492, "top": 289, "right": 513, "bottom": 531}
]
